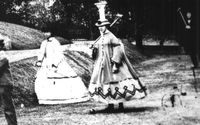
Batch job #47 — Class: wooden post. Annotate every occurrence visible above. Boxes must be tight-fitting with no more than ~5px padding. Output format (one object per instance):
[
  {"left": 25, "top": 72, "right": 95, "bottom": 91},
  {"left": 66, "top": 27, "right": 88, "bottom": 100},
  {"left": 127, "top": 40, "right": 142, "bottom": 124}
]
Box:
[
  {"left": 196, "top": 0, "right": 200, "bottom": 63},
  {"left": 160, "top": 0, "right": 166, "bottom": 47}
]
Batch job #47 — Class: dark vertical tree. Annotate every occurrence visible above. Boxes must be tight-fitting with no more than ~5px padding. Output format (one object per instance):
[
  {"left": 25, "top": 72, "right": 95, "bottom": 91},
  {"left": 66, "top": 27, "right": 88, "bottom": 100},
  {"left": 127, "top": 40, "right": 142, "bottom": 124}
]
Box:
[{"left": 134, "top": 0, "right": 144, "bottom": 49}]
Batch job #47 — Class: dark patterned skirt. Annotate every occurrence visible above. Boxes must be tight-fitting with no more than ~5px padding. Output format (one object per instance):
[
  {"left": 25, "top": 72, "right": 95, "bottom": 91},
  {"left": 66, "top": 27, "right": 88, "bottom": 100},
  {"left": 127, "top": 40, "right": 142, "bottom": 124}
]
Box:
[{"left": 88, "top": 78, "right": 146, "bottom": 104}]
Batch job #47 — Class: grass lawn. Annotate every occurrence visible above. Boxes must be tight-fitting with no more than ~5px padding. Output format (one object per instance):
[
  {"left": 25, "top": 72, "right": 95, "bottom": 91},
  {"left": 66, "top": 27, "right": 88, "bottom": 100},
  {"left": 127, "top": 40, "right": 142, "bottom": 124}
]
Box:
[
  {"left": 0, "top": 21, "right": 200, "bottom": 125},
  {"left": 1, "top": 54, "right": 200, "bottom": 125}
]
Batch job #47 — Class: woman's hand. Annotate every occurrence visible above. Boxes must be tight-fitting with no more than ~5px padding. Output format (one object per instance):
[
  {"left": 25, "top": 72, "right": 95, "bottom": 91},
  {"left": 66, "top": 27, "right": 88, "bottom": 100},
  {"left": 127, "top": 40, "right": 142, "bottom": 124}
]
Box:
[
  {"left": 35, "top": 61, "right": 42, "bottom": 67},
  {"left": 91, "top": 47, "right": 98, "bottom": 60},
  {"left": 112, "top": 62, "right": 119, "bottom": 73},
  {"left": 52, "top": 64, "right": 58, "bottom": 73}
]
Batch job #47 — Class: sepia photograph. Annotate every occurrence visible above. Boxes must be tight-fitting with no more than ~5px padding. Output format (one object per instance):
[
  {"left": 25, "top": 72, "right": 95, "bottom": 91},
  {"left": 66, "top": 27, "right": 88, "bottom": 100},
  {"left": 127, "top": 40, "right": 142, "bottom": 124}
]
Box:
[{"left": 0, "top": 0, "right": 200, "bottom": 124}]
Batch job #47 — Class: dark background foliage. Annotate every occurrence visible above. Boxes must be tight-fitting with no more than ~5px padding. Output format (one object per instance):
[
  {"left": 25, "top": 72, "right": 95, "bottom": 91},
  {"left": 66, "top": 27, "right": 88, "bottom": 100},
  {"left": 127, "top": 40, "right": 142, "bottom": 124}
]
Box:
[
  {"left": 0, "top": 0, "right": 189, "bottom": 39},
  {"left": 0, "top": 0, "right": 199, "bottom": 55}
]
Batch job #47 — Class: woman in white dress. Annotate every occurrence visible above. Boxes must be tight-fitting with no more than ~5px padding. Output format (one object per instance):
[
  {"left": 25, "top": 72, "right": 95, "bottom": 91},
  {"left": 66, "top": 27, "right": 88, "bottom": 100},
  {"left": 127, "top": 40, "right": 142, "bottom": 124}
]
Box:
[{"left": 35, "top": 33, "right": 89, "bottom": 104}]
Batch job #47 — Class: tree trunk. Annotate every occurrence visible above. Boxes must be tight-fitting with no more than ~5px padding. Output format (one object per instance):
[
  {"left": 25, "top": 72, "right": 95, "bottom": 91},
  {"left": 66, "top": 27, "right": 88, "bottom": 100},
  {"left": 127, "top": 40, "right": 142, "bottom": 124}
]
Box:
[
  {"left": 135, "top": 0, "right": 144, "bottom": 49},
  {"left": 195, "top": 0, "right": 200, "bottom": 67}
]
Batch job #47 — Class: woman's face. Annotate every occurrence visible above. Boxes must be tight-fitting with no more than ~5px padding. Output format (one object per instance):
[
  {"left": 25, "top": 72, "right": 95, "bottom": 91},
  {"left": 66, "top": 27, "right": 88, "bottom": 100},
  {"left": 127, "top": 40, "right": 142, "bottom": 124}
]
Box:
[{"left": 98, "top": 26, "right": 106, "bottom": 33}]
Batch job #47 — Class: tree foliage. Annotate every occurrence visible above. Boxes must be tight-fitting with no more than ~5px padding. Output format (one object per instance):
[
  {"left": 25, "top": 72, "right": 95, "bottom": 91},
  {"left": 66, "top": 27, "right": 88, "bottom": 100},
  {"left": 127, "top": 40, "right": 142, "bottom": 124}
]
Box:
[
  {"left": 0, "top": 0, "right": 125, "bottom": 39},
  {"left": 1, "top": 0, "right": 195, "bottom": 40}
]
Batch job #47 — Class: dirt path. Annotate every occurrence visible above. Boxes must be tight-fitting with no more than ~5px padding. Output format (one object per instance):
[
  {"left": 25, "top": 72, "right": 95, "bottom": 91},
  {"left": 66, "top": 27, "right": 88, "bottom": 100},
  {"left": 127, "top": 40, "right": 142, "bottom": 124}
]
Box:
[
  {"left": 5, "top": 49, "right": 39, "bottom": 63},
  {"left": 6, "top": 45, "right": 77, "bottom": 63}
]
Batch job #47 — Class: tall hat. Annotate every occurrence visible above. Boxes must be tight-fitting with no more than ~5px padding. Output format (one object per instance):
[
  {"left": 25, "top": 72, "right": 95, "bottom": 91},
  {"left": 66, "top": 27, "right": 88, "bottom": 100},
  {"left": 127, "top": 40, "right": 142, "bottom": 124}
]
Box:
[{"left": 95, "top": 1, "right": 110, "bottom": 27}]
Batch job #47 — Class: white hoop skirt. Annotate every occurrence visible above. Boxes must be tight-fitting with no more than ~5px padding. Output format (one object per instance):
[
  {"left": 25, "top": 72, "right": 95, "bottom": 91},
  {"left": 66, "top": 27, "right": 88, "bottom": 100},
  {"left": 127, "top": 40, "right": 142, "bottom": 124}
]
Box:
[{"left": 35, "top": 60, "right": 89, "bottom": 104}]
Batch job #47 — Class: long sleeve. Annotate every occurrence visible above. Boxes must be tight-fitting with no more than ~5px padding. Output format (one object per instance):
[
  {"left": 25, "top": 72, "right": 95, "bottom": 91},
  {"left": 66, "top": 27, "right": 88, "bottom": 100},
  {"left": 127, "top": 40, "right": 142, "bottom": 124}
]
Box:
[
  {"left": 38, "top": 40, "right": 47, "bottom": 62},
  {"left": 51, "top": 38, "right": 63, "bottom": 67},
  {"left": 0, "top": 51, "right": 9, "bottom": 71},
  {"left": 110, "top": 35, "right": 123, "bottom": 64},
  {"left": 0, "top": 57, "right": 9, "bottom": 71},
  {"left": 112, "top": 38, "right": 139, "bottom": 79},
  {"left": 0, "top": 53, "right": 13, "bottom": 87}
]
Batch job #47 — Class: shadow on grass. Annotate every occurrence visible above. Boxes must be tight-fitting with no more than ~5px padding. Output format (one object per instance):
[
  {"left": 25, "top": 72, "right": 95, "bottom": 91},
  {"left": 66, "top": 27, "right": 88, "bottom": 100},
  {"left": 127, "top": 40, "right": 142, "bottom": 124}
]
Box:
[
  {"left": 89, "top": 106, "right": 160, "bottom": 114},
  {"left": 190, "top": 79, "right": 200, "bottom": 93},
  {"left": 12, "top": 85, "right": 38, "bottom": 107},
  {"left": 141, "top": 45, "right": 182, "bottom": 55}
]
